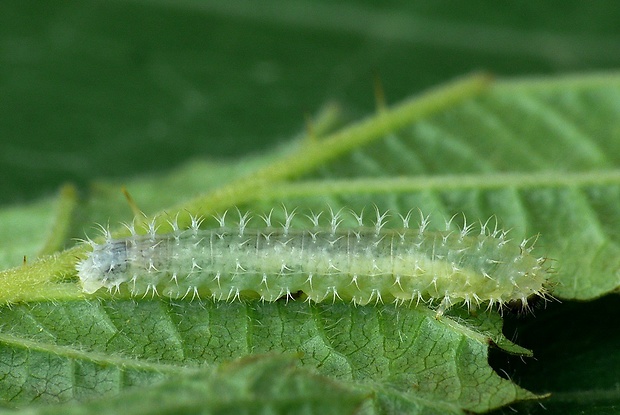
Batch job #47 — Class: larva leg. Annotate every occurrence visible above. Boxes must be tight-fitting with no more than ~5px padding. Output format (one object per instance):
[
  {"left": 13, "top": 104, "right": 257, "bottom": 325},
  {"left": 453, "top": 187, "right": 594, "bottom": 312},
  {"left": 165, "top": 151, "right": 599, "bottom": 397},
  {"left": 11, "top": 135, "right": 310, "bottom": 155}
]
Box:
[{"left": 435, "top": 296, "right": 452, "bottom": 319}]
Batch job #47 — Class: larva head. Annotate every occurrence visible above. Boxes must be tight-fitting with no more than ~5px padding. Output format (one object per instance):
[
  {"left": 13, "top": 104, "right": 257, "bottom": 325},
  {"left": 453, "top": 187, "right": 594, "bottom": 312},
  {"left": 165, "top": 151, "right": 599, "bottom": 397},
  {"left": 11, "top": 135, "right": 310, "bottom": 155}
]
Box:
[{"left": 77, "top": 241, "right": 129, "bottom": 294}]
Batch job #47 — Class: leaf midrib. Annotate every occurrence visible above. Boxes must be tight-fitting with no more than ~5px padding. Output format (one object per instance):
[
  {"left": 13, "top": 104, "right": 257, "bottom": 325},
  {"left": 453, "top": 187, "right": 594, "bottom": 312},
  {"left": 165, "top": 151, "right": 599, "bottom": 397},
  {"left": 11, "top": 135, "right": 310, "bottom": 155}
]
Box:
[{"left": 0, "top": 331, "right": 194, "bottom": 374}]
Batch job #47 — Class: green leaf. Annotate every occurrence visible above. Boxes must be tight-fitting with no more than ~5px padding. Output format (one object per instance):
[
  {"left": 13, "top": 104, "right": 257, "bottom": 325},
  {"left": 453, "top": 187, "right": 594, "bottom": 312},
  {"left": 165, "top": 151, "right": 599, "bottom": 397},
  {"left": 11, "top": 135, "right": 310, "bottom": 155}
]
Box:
[
  {"left": 4, "top": 72, "right": 620, "bottom": 414},
  {"left": 0, "top": 75, "right": 522, "bottom": 414},
  {"left": 0, "top": 299, "right": 531, "bottom": 414},
  {"left": 1, "top": 355, "right": 369, "bottom": 415}
]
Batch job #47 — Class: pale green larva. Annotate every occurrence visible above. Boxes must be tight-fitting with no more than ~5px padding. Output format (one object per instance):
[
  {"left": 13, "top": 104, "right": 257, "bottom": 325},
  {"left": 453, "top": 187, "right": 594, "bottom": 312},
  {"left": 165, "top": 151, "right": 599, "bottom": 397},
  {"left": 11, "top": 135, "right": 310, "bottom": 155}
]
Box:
[{"left": 76, "top": 208, "right": 549, "bottom": 316}]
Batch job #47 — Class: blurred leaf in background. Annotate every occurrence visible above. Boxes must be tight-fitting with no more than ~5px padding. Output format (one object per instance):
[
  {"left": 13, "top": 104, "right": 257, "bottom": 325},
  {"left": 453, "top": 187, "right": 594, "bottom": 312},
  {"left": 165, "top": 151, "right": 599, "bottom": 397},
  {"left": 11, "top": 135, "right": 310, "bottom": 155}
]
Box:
[{"left": 3, "top": 0, "right": 620, "bottom": 201}]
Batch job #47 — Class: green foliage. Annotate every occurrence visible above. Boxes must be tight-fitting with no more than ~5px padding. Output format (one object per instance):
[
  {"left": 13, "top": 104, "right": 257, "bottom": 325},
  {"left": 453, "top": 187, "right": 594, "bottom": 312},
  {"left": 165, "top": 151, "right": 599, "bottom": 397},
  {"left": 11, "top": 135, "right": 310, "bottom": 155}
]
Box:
[
  {"left": 3, "top": 72, "right": 620, "bottom": 414},
  {"left": 3, "top": 2, "right": 620, "bottom": 414},
  {"left": 0, "top": 354, "right": 369, "bottom": 415}
]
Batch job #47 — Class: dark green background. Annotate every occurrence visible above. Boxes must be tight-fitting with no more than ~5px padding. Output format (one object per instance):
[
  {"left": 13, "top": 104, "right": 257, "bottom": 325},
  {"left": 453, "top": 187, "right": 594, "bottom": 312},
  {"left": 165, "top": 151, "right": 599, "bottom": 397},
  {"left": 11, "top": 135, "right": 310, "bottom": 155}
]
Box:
[{"left": 2, "top": 1, "right": 620, "bottom": 202}]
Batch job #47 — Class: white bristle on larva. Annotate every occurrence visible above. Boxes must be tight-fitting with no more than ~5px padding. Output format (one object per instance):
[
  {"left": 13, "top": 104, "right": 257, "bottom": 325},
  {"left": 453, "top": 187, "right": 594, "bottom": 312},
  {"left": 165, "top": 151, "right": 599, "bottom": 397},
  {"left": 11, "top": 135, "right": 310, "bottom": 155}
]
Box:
[{"left": 76, "top": 208, "right": 549, "bottom": 316}]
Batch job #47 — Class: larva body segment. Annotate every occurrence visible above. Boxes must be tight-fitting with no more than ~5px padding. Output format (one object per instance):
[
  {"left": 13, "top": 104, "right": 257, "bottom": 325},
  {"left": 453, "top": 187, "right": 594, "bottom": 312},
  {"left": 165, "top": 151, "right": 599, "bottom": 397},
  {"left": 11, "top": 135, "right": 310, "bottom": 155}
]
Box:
[{"left": 77, "top": 211, "right": 548, "bottom": 315}]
